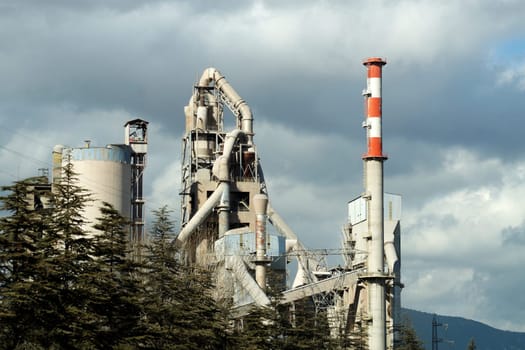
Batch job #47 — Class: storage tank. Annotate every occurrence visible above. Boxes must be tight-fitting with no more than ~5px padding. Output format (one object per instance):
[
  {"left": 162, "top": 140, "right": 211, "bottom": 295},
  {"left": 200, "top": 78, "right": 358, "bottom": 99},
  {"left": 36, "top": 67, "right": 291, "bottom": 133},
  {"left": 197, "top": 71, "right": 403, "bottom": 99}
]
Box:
[{"left": 59, "top": 144, "right": 132, "bottom": 233}]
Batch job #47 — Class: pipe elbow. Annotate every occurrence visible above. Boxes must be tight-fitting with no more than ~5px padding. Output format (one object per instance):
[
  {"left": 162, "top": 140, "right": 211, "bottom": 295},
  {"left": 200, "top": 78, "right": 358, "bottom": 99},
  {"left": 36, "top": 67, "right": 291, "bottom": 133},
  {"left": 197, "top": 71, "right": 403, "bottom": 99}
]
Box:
[
  {"left": 384, "top": 241, "right": 398, "bottom": 273},
  {"left": 285, "top": 239, "right": 297, "bottom": 253},
  {"left": 239, "top": 105, "right": 253, "bottom": 120},
  {"left": 198, "top": 67, "right": 219, "bottom": 87}
]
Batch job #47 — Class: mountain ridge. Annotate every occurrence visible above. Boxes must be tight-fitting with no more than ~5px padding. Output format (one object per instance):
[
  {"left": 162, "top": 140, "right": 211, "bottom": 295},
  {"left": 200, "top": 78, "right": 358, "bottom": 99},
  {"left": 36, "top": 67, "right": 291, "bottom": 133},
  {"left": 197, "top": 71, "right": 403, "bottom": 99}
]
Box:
[{"left": 402, "top": 308, "right": 525, "bottom": 350}]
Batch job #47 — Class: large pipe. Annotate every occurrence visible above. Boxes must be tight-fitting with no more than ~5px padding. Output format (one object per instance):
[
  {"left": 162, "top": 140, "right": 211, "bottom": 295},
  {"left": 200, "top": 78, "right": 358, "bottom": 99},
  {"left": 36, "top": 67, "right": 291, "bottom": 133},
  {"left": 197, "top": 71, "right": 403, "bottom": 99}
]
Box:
[
  {"left": 214, "top": 155, "right": 230, "bottom": 238},
  {"left": 384, "top": 221, "right": 398, "bottom": 274},
  {"left": 217, "top": 184, "right": 230, "bottom": 238},
  {"left": 198, "top": 68, "right": 254, "bottom": 144},
  {"left": 362, "top": 57, "right": 387, "bottom": 350},
  {"left": 227, "top": 255, "right": 270, "bottom": 306},
  {"left": 178, "top": 129, "right": 246, "bottom": 245},
  {"left": 384, "top": 220, "right": 401, "bottom": 346},
  {"left": 253, "top": 194, "right": 269, "bottom": 290},
  {"left": 186, "top": 91, "right": 220, "bottom": 132},
  {"left": 266, "top": 203, "right": 319, "bottom": 286},
  {"left": 214, "top": 129, "right": 246, "bottom": 237},
  {"left": 175, "top": 182, "right": 227, "bottom": 246}
]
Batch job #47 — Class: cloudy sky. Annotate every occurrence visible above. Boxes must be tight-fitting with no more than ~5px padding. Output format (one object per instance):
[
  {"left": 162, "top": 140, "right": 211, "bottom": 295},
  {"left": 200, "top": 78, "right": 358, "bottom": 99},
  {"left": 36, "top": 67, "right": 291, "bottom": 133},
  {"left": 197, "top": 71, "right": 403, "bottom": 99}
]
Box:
[{"left": 2, "top": 0, "right": 525, "bottom": 332}]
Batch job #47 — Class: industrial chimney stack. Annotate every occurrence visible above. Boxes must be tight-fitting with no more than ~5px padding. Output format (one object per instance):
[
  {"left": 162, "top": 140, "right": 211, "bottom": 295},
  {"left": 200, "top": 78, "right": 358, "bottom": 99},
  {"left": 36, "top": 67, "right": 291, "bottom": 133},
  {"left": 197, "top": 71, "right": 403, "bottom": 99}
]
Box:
[{"left": 362, "top": 57, "right": 387, "bottom": 350}]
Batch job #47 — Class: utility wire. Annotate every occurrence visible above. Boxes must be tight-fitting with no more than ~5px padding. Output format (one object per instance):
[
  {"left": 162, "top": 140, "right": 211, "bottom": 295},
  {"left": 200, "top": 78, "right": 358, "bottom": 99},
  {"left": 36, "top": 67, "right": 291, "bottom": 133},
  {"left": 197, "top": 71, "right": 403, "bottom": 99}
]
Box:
[{"left": 0, "top": 144, "right": 51, "bottom": 168}]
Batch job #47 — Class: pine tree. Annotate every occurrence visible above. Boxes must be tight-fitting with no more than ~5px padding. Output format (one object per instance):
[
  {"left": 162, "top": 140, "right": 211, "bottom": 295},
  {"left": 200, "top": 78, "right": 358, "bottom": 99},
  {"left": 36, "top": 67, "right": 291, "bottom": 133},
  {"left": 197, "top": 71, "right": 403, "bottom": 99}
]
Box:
[
  {"left": 0, "top": 177, "right": 55, "bottom": 349},
  {"left": 140, "top": 206, "right": 228, "bottom": 349},
  {"left": 398, "top": 317, "right": 425, "bottom": 350},
  {"left": 0, "top": 165, "right": 99, "bottom": 349},
  {"left": 38, "top": 161, "right": 102, "bottom": 349},
  {"left": 232, "top": 305, "right": 279, "bottom": 350},
  {"left": 280, "top": 299, "right": 333, "bottom": 349},
  {"left": 87, "top": 201, "right": 145, "bottom": 348},
  {"left": 467, "top": 337, "right": 477, "bottom": 350},
  {"left": 139, "top": 205, "right": 182, "bottom": 348}
]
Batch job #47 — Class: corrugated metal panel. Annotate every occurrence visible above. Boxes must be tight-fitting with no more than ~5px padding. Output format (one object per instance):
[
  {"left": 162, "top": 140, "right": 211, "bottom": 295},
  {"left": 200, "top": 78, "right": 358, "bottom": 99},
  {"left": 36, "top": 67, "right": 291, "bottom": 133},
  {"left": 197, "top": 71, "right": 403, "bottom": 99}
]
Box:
[
  {"left": 384, "top": 193, "right": 402, "bottom": 221},
  {"left": 65, "top": 145, "right": 131, "bottom": 163},
  {"left": 348, "top": 197, "right": 367, "bottom": 225},
  {"left": 217, "top": 233, "right": 285, "bottom": 257},
  {"left": 348, "top": 193, "right": 402, "bottom": 225}
]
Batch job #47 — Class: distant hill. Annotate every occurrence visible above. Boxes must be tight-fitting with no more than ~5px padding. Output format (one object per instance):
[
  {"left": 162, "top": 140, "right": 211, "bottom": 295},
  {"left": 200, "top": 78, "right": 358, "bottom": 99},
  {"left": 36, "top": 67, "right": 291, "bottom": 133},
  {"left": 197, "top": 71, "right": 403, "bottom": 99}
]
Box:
[{"left": 402, "top": 308, "right": 525, "bottom": 350}]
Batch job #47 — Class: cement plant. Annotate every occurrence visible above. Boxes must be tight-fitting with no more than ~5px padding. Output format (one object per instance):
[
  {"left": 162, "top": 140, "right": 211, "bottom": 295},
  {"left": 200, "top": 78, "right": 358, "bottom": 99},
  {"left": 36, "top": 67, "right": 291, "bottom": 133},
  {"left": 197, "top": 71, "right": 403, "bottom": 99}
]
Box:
[{"left": 25, "top": 58, "right": 402, "bottom": 349}]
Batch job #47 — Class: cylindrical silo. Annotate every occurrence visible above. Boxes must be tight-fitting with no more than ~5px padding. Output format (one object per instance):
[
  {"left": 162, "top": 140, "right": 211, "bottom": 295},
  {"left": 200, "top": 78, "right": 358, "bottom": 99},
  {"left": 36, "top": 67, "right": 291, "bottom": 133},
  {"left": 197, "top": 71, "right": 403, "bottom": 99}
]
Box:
[{"left": 62, "top": 144, "right": 132, "bottom": 234}]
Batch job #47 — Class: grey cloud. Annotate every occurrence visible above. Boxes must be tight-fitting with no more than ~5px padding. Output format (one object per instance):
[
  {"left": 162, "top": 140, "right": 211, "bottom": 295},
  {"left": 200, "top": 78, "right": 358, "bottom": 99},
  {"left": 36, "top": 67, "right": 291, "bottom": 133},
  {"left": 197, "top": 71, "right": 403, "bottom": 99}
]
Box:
[
  {"left": 2, "top": 0, "right": 524, "bottom": 156},
  {"left": 3, "top": 0, "right": 525, "bottom": 331},
  {"left": 502, "top": 223, "right": 525, "bottom": 245}
]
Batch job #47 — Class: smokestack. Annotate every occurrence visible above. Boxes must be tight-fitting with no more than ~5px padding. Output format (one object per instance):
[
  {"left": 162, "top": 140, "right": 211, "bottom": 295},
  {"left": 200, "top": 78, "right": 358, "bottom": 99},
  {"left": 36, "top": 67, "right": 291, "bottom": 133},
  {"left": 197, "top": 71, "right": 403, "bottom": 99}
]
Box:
[
  {"left": 253, "top": 193, "right": 269, "bottom": 290},
  {"left": 362, "top": 57, "right": 387, "bottom": 350},
  {"left": 363, "top": 57, "right": 387, "bottom": 160}
]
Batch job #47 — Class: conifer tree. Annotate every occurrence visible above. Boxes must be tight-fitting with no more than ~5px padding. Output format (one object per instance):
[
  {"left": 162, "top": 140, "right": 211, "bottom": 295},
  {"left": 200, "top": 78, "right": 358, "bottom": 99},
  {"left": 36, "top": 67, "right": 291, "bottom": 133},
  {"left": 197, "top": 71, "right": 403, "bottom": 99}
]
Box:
[
  {"left": 89, "top": 202, "right": 145, "bottom": 348},
  {"left": 141, "top": 206, "right": 228, "bottom": 349},
  {"left": 232, "top": 305, "right": 280, "bottom": 350},
  {"left": 280, "top": 301, "right": 333, "bottom": 350},
  {"left": 398, "top": 317, "right": 425, "bottom": 350},
  {"left": 0, "top": 165, "right": 99, "bottom": 349},
  {"left": 0, "top": 177, "right": 54, "bottom": 349},
  {"left": 41, "top": 161, "right": 99, "bottom": 348},
  {"left": 467, "top": 337, "right": 477, "bottom": 350},
  {"left": 139, "top": 206, "right": 182, "bottom": 348}
]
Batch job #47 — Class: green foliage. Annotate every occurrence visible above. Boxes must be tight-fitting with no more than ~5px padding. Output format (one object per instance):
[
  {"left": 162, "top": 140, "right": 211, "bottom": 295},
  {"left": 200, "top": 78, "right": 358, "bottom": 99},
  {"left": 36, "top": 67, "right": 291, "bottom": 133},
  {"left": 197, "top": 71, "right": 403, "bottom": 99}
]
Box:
[
  {"left": 467, "top": 337, "right": 477, "bottom": 350},
  {"left": 398, "top": 317, "right": 425, "bottom": 350},
  {"left": 139, "top": 205, "right": 229, "bottom": 349},
  {"left": 0, "top": 169, "right": 146, "bottom": 349},
  {"left": 1, "top": 177, "right": 355, "bottom": 350},
  {"left": 0, "top": 169, "right": 100, "bottom": 349},
  {"left": 89, "top": 202, "right": 144, "bottom": 348},
  {"left": 0, "top": 177, "right": 54, "bottom": 348},
  {"left": 280, "top": 300, "right": 334, "bottom": 349}
]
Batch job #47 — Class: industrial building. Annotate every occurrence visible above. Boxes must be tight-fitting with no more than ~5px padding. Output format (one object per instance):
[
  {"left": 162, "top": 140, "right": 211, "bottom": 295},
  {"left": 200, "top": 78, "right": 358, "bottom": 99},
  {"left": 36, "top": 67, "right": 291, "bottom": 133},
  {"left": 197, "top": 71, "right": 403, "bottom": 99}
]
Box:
[
  {"left": 176, "top": 60, "right": 402, "bottom": 349},
  {"left": 22, "top": 59, "right": 400, "bottom": 348},
  {"left": 49, "top": 119, "right": 148, "bottom": 245}
]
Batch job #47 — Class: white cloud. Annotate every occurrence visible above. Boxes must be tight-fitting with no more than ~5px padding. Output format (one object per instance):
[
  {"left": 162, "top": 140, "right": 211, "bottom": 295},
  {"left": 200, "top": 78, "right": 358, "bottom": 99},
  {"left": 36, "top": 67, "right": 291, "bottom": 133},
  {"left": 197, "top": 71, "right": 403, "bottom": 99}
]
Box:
[
  {"left": 3, "top": 0, "right": 525, "bottom": 333},
  {"left": 496, "top": 60, "right": 525, "bottom": 90},
  {"left": 400, "top": 146, "right": 525, "bottom": 330},
  {"left": 0, "top": 106, "right": 133, "bottom": 185},
  {"left": 404, "top": 266, "right": 490, "bottom": 319}
]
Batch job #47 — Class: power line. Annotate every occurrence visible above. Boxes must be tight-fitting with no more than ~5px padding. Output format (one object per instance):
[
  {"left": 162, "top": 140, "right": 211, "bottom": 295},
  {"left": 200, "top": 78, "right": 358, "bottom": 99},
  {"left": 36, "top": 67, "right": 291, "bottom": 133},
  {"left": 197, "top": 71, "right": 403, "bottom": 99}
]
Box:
[{"left": 0, "top": 144, "right": 51, "bottom": 168}]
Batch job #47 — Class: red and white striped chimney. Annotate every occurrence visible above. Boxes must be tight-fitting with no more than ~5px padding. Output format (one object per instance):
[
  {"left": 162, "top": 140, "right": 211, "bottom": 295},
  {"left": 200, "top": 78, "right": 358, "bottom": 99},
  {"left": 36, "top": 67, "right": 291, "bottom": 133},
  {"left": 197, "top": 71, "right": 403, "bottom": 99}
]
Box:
[
  {"left": 362, "top": 57, "right": 388, "bottom": 350},
  {"left": 363, "top": 57, "right": 387, "bottom": 159}
]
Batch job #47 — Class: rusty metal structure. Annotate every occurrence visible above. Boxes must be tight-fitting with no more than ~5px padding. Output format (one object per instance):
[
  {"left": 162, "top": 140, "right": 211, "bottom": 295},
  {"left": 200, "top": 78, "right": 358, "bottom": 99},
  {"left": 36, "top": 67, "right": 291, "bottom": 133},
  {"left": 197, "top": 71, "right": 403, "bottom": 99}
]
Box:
[{"left": 177, "top": 63, "right": 401, "bottom": 349}]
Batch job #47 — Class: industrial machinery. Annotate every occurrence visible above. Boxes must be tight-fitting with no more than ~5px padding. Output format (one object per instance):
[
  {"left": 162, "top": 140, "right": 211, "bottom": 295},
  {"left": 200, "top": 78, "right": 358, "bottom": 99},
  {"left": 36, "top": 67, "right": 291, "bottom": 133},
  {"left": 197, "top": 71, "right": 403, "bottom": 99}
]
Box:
[{"left": 177, "top": 62, "right": 401, "bottom": 349}]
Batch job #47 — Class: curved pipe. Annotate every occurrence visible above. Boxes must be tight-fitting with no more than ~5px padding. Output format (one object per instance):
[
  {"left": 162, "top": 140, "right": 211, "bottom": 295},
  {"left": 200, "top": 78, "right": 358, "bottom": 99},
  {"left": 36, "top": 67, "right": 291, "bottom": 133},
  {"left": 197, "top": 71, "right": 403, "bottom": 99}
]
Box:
[
  {"left": 198, "top": 68, "right": 253, "bottom": 143},
  {"left": 212, "top": 129, "right": 245, "bottom": 181},
  {"left": 384, "top": 242, "right": 398, "bottom": 273},
  {"left": 185, "top": 91, "right": 220, "bottom": 132},
  {"left": 384, "top": 221, "right": 400, "bottom": 273},
  {"left": 177, "top": 129, "right": 246, "bottom": 245},
  {"left": 267, "top": 203, "right": 319, "bottom": 285},
  {"left": 175, "top": 182, "right": 227, "bottom": 246},
  {"left": 178, "top": 70, "right": 253, "bottom": 248},
  {"left": 266, "top": 203, "right": 299, "bottom": 241}
]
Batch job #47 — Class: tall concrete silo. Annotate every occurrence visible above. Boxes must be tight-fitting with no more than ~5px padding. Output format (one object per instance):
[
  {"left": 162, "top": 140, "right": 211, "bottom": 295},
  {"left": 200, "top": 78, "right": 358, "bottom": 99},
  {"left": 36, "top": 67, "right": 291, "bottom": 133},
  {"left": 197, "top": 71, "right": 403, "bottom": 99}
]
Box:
[{"left": 52, "top": 119, "right": 148, "bottom": 243}]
